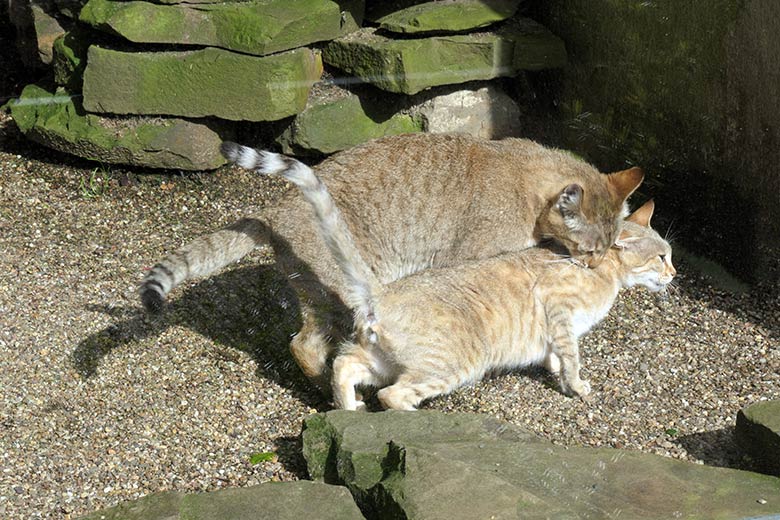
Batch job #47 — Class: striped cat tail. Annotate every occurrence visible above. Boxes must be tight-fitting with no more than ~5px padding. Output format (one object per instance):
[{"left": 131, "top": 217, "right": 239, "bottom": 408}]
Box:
[
  {"left": 140, "top": 217, "right": 269, "bottom": 313},
  {"left": 221, "top": 142, "right": 380, "bottom": 326}
]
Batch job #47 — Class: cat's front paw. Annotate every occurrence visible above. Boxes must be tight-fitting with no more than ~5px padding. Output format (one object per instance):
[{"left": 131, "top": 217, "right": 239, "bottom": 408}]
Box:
[
  {"left": 562, "top": 378, "right": 591, "bottom": 398},
  {"left": 574, "top": 379, "right": 592, "bottom": 399}
]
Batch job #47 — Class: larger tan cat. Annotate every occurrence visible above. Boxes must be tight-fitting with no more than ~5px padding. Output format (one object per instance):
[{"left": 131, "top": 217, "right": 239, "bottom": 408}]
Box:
[
  {"left": 243, "top": 149, "right": 675, "bottom": 409},
  {"left": 141, "top": 133, "right": 643, "bottom": 391}
]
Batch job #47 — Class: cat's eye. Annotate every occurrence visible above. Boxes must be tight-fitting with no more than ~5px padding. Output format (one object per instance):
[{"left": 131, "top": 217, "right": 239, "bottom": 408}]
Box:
[{"left": 659, "top": 255, "right": 666, "bottom": 262}]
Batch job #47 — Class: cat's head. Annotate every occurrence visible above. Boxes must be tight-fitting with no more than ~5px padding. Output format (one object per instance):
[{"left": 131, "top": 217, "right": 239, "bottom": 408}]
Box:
[
  {"left": 541, "top": 167, "right": 645, "bottom": 267},
  {"left": 613, "top": 200, "right": 676, "bottom": 292}
]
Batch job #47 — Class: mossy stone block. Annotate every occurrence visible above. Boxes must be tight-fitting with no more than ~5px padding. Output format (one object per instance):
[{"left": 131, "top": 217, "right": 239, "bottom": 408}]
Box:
[
  {"left": 178, "top": 481, "right": 365, "bottom": 520},
  {"left": 9, "top": 84, "right": 229, "bottom": 170},
  {"left": 372, "top": 0, "right": 521, "bottom": 34},
  {"left": 305, "top": 410, "right": 780, "bottom": 519},
  {"left": 76, "top": 490, "right": 184, "bottom": 519},
  {"left": 79, "top": 0, "right": 364, "bottom": 56},
  {"left": 324, "top": 17, "right": 565, "bottom": 94},
  {"left": 82, "top": 46, "right": 323, "bottom": 121},
  {"left": 52, "top": 27, "right": 92, "bottom": 91},
  {"left": 278, "top": 92, "right": 422, "bottom": 155}
]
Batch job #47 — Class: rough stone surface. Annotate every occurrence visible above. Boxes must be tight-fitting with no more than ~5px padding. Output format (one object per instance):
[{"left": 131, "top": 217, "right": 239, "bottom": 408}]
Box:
[
  {"left": 52, "top": 27, "right": 92, "bottom": 91},
  {"left": 370, "top": 0, "right": 521, "bottom": 34},
  {"left": 8, "top": 0, "right": 66, "bottom": 67},
  {"left": 79, "top": 0, "right": 364, "bottom": 56},
  {"left": 82, "top": 46, "right": 323, "bottom": 121},
  {"left": 323, "top": 17, "right": 566, "bottom": 94},
  {"left": 304, "top": 410, "right": 780, "bottom": 519},
  {"left": 77, "top": 482, "right": 365, "bottom": 519},
  {"left": 278, "top": 87, "right": 422, "bottom": 155},
  {"left": 413, "top": 83, "right": 522, "bottom": 139},
  {"left": 179, "top": 481, "right": 365, "bottom": 520},
  {"left": 10, "top": 84, "right": 230, "bottom": 170},
  {"left": 736, "top": 400, "right": 780, "bottom": 477},
  {"left": 77, "top": 491, "right": 184, "bottom": 520}
]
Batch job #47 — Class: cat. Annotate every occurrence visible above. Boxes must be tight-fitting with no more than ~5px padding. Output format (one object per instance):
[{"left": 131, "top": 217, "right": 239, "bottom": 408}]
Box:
[
  {"left": 140, "top": 133, "right": 644, "bottom": 391},
  {"left": 244, "top": 148, "right": 675, "bottom": 409}
]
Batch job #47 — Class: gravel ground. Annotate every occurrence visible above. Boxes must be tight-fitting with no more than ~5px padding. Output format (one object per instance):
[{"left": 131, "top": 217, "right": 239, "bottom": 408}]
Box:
[{"left": 1, "top": 104, "right": 780, "bottom": 518}]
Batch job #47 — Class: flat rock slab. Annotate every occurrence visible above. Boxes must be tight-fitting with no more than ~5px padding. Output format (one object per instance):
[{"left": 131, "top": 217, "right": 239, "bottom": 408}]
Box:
[
  {"left": 323, "top": 17, "right": 566, "bottom": 94},
  {"left": 78, "top": 491, "right": 184, "bottom": 520},
  {"left": 82, "top": 46, "right": 322, "bottom": 121},
  {"left": 79, "top": 0, "right": 364, "bottom": 56},
  {"left": 9, "top": 84, "right": 229, "bottom": 170},
  {"left": 278, "top": 87, "right": 422, "bottom": 155},
  {"left": 77, "top": 482, "right": 365, "bottom": 519},
  {"left": 179, "top": 481, "right": 364, "bottom": 519},
  {"left": 370, "top": 0, "right": 522, "bottom": 35},
  {"left": 303, "top": 410, "right": 780, "bottom": 519},
  {"left": 736, "top": 400, "right": 780, "bottom": 476}
]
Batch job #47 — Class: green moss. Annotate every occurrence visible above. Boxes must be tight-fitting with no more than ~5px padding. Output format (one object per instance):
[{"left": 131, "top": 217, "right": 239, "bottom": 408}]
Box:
[
  {"left": 80, "top": 0, "right": 363, "bottom": 56},
  {"left": 279, "top": 94, "right": 423, "bottom": 155},
  {"left": 324, "top": 18, "right": 565, "bottom": 94},
  {"left": 8, "top": 84, "right": 227, "bottom": 169},
  {"left": 376, "top": 0, "right": 520, "bottom": 34},
  {"left": 83, "top": 46, "right": 322, "bottom": 121}
]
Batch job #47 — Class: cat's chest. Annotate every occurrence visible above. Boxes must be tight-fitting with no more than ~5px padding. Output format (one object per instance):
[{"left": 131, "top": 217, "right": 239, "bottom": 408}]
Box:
[{"left": 570, "top": 298, "right": 615, "bottom": 338}]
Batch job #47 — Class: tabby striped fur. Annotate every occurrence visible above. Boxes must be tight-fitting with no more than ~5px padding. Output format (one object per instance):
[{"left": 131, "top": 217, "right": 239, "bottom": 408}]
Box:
[
  {"left": 140, "top": 134, "right": 644, "bottom": 392},
  {"left": 245, "top": 150, "right": 676, "bottom": 409}
]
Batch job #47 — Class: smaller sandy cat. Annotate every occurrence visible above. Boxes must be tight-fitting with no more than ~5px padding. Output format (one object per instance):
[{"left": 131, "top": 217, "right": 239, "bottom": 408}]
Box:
[{"left": 243, "top": 151, "right": 675, "bottom": 409}]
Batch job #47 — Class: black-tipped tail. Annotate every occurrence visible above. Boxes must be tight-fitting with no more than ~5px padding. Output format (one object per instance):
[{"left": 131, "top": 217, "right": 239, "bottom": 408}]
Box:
[
  {"left": 140, "top": 280, "right": 166, "bottom": 313},
  {"left": 220, "top": 141, "right": 241, "bottom": 162}
]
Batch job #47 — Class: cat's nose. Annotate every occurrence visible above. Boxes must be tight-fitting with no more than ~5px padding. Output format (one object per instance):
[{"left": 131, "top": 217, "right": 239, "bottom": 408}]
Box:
[{"left": 586, "top": 253, "right": 604, "bottom": 268}]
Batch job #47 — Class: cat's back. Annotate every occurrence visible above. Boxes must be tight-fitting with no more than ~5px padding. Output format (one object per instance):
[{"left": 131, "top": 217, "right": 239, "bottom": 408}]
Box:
[{"left": 266, "top": 133, "right": 608, "bottom": 287}]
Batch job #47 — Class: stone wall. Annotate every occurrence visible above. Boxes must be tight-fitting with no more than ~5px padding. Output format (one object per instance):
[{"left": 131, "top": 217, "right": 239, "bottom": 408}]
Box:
[
  {"left": 529, "top": 0, "right": 780, "bottom": 284},
  {"left": 5, "top": 0, "right": 567, "bottom": 168}
]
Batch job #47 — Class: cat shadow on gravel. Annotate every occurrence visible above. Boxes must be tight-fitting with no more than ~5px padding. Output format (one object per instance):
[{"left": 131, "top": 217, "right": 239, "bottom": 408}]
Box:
[{"left": 71, "top": 232, "right": 344, "bottom": 410}]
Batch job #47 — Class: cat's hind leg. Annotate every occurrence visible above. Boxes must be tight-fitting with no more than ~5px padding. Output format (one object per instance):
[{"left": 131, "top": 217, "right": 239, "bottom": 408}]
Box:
[
  {"left": 377, "top": 372, "right": 456, "bottom": 411},
  {"left": 332, "top": 343, "right": 381, "bottom": 411}
]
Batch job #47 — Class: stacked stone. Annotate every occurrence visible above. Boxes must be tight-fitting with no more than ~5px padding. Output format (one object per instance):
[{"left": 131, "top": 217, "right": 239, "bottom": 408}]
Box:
[{"left": 7, "top": 0, "right": 567, "bottom": 169}]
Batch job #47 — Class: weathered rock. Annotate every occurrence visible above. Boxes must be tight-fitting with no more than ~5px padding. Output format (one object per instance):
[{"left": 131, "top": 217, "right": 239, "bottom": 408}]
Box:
[
  {"left": 413, "top": 83, "right": 522, "bottom": 139},
  {"left": 323, "top": 17, "right": 566, "bottom": 94},
  {"left": 179, "top": 481, "right": 365, "bottom": 520},
  {"left": 77, "top": 491, "right": 183, "bottom": 520},
  {"left": 304, "top": 410, "right": 780, "bottom": 519},
  {"left": 77, "top": 482, "right": 365, "bottom": 519},
  {"left": 370, "top": 0, "right": 521, "bottom": 35},
  {"left": 8, "top": 0, "right": 67, "bottom": 67},
  {"left": 79, "top": 0, "right": 364, "bottom": 56},
  {"left": 736, "top": 400, "right": 780, "bottom": 476},
  {"left": 9, "top": 84, "right": 230, "bottom": 170},
  {"left": 82, "top": 46, "right": 323, "bottom": 121},
  {"left": 52, "top": 27, "right": 92, "bottom": 91},
  {"left": 278, "top": 87, "right": 422, "bottom": 155}
]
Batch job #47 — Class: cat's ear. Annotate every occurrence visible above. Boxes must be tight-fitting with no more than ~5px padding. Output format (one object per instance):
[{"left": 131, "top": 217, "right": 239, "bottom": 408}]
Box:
[
  {"left": 617, "top": 199, "right": 655, "bottom": 242},
  {"left": 626, "top": 199, "right": 655, "bottom": 227},
  {"left": 556, "top": 183, "right": 583, "bottom": 215},
  {"left": 607, "top": 167, "right": 644, "bottom": 205}
]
